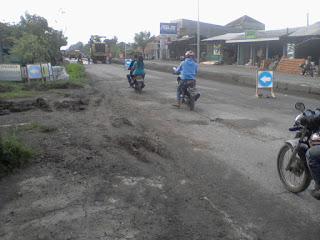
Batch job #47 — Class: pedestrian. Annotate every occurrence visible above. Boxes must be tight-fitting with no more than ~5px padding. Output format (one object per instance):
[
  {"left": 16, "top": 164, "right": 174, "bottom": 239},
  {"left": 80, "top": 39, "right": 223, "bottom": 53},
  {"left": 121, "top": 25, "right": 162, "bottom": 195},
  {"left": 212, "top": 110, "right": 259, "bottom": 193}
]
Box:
[{"left": 109, "top": 53, "right": 112, "bottom": 64}]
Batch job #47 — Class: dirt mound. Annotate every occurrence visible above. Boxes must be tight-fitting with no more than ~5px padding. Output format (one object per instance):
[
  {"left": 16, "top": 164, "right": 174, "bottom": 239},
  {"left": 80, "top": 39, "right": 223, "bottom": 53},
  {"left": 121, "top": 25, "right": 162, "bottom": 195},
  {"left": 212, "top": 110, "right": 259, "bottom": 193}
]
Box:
[
  {"left": 0, "top": 99, "right": 34, "bottom": 115},
  {"left": 0, "top": 85, "right": 13, "bottom": 93},
  {"left": 22, "top": 82, "right": 83, "bottom": 91}
]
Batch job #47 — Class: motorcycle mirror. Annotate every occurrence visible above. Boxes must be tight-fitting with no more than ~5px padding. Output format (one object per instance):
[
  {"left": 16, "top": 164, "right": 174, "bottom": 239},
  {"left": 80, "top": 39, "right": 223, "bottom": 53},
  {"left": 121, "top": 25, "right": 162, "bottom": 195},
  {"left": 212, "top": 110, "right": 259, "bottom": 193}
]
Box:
[{"left": 295, "top": 102, "right": 305, "bottom": 112}]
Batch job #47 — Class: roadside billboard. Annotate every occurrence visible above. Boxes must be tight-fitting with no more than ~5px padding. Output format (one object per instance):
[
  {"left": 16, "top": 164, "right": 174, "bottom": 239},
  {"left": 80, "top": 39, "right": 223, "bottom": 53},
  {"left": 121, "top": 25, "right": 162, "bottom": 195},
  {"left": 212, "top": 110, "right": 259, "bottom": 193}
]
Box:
[
  {"left": 0, "top": 64, "right": 22, "bottom": 81},
  {"left": 27, "top": 64, "right": 42, "bottom": 79},
  {"left": 41, "top": 63, "right": 53, "bottom": 80},
  {"left": 160, "top": 23, "right": 177, "bottom": 37}
]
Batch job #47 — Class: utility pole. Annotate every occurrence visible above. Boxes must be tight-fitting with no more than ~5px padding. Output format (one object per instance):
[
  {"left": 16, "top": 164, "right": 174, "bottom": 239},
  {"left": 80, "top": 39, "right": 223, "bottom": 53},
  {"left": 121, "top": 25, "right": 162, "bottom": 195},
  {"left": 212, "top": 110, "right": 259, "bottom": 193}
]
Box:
[{"left": 197, "top": 0, "right": 200, "bottom": 63}]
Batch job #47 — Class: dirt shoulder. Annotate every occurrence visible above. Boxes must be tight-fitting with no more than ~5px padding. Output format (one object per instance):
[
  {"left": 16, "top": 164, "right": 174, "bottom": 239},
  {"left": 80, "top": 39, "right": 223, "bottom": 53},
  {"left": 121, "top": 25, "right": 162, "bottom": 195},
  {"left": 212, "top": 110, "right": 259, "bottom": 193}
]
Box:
[{"left": 0, "top": 73, "right": 241, "bottom": 239}]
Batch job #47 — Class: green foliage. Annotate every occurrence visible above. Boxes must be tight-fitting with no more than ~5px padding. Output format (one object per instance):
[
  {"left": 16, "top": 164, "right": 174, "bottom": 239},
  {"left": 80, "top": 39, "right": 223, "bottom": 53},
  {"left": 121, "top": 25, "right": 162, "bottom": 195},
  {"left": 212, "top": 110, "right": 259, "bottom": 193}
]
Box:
[
  {"left": 65, "top": 63, "right": 86, "bottom": 79},
  {"left": 0, "top": 134, "right": 35, "bottom": 178},
  {"left": 10, "top": 33, "right": 48, "bottom": 63},
  {"left": 134, "top": 31, "right": 155, "bottom": 56},
  {"left": 5, "top": 12, "right": 67, "bottom": 64},
  {"left": 0, "top": 82, "right": 41, "bottom": 98},
  {"left": 11, "top": 122, "right": 40, "bottom": 133}
]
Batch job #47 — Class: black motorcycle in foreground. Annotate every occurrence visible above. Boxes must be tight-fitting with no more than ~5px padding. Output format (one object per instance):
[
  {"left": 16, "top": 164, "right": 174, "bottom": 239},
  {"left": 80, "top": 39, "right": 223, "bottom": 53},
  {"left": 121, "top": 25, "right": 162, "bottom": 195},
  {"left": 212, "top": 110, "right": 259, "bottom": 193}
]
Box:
[
  {"left": 172, "top": 67, "right": 200, "bottom": 111},
  {"left": 131, "top": 74, "right": 145, "bottom": 94},
  {"left": 277, "top": 102, "right": 320, "bottom": 193}
]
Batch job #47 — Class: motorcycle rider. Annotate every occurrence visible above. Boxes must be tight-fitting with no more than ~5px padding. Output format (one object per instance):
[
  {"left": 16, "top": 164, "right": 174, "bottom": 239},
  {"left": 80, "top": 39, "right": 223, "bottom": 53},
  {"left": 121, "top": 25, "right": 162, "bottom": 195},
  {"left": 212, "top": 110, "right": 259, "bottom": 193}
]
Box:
[
  {"left": 173, "top": 50, "right": 198, "bottom": 108},
  {"left": 301, "top": 56, "right": 312, "bottom": 76},
  {"left": 133, "top": 55, "right": 145, "bottom": 78},
  {"left": 301, "top": 114, "right": 320, "bottom": 199},
  {"left": 127, "top": 55, "right": 138, "bottom": 87}
]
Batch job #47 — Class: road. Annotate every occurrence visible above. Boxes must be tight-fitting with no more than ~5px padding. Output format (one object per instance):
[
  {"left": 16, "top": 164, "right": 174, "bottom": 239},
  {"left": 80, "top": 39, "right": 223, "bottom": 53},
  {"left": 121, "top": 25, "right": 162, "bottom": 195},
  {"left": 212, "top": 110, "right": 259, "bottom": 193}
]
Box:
[
  {"left": 86, "top": 63, "right": 320, "bottom": 238},
  {"left": 1, "top": 62, "right": 320, "bottom": 239}
]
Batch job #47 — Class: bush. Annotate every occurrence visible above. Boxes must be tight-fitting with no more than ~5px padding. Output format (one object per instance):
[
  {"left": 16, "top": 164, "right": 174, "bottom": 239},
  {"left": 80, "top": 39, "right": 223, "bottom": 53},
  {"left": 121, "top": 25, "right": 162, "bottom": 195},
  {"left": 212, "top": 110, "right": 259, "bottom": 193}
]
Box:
[
  {"left": 65, "top": 63, "right": 86, "bottom": 79},
  {"left": 0, "top": 134, "right": 35, "bottom": 178}
]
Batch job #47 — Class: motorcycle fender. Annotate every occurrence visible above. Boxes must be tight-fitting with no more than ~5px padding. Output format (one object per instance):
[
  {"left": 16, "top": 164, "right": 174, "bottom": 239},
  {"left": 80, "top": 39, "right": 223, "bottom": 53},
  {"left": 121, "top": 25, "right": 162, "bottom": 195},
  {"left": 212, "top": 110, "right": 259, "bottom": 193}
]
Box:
[
  {"left": 285, "top": 139, "right": 299, "bottom": 149},
  {"left": 285, "top": 140, "right": 308, "bottom": 154}
]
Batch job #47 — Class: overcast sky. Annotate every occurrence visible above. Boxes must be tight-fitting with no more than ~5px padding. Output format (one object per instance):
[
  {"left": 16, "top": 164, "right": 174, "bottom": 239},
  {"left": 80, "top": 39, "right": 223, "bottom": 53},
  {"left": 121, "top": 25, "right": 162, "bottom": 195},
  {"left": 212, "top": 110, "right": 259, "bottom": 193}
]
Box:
[{"left": 1, "top": 0, "right": 319, "bottom": 49}]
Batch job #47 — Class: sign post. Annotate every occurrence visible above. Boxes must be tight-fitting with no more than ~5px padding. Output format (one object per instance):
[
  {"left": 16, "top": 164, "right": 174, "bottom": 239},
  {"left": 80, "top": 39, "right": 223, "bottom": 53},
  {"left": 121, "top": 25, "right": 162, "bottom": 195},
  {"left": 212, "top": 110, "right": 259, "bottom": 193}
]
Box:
[{"left": 255, "top": 70, "right": 275, "bottom": 98}]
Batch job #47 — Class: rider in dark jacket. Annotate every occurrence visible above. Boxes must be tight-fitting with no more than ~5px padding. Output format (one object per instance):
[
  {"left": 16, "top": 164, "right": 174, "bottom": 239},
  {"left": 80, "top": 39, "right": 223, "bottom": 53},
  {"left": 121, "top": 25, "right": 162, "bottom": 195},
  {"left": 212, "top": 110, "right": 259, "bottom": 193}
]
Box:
[
  {"left": 127, "top": 55, "right": 138, "bottom": 87},
  {"left": 301, "top": 114, "right": 320, "bottom": 199}
]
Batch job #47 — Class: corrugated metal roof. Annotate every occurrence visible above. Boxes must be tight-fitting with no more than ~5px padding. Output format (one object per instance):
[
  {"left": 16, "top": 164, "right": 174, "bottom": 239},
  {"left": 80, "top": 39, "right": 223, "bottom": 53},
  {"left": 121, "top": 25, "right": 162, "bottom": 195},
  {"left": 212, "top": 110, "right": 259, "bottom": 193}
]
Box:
[
  {"left": 202, "top": 33, "right": 244, "bottom": 42},
  {"left": 202, "top": 27, "right": 304, "bottom": 43},
  {"left": 226, "top": 15, "right": 264, "bottom": 27},
  {"left": 288, "top": 22, "right": 320, "bottom": 37}
]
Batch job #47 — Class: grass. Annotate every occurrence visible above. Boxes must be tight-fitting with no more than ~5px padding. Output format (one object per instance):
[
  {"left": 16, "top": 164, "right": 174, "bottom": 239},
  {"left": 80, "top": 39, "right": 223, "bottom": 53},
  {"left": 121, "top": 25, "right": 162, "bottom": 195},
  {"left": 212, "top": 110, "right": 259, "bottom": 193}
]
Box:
[
  {"left": 9, "top": 122, "right": 58, "bottom": 133},
  {"left": 0, "top": 134, "right": 35, "bottom": 178},
  {"left": 0, "top": 63, "right": 89, "bottom": 99},
  {"left": 0, "top": 122, "right": 59, "bottom": 178},
  {"left": 39, "top": 125, "right": 58, "bottom": 132}
]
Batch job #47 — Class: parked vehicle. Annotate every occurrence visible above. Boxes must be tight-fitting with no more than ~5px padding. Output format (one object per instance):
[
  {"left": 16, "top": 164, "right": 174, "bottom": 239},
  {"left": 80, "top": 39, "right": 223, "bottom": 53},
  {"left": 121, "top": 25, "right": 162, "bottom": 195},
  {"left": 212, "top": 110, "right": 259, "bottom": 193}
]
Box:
[
  {"left": 300, "top": 61, "right": 318, "bottom": 77},
  {"left": 277, "top": 102, "right": 320, "bottom": 193},
  {"left": 131, "top": 74, "right": 145, "bottom": 94},
  {"left": 173, "top": 67, "right": 200, "bottom": 111}
]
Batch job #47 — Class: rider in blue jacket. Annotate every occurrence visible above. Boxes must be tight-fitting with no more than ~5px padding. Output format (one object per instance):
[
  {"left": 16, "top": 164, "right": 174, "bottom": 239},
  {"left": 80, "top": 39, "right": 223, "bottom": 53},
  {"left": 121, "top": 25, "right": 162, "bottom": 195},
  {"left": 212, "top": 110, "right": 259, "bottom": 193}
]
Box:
[{"left": 173, "top": 50, "right": 198, "bottom": 108}]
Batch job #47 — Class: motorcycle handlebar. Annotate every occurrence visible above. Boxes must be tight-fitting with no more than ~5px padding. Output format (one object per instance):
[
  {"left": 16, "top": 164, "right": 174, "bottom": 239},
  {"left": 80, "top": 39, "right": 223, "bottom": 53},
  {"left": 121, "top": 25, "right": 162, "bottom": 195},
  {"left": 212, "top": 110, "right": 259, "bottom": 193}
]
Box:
[{"left": 289, "top": 126, "right": 304, "bottom": 131}]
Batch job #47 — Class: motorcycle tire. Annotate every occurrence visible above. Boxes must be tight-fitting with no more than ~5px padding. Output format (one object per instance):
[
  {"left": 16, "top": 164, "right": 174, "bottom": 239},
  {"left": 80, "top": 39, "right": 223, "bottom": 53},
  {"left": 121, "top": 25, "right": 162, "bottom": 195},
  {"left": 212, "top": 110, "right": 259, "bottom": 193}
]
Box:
[
  {"left": 189, "top": 93, "right": 195, "bottom": 111},
  {"left": 277, "top": 144, "right": 312, "bottom": 193},
  {"left": 313, "top": 67, "right": 318, "bottom": 77},
  {"left": 136, "top": 84, "right": 142, "bottom": 94}
]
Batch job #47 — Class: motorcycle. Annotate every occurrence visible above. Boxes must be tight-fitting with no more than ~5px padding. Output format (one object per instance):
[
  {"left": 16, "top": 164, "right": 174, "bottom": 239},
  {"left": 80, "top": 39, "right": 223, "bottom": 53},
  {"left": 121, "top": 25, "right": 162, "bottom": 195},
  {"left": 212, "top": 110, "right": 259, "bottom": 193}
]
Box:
[
  {"left": 277, "top": 102, "right": 320, "bottom": 193},
  {"left": 77, "top": 57, "right": 83, "bottom": 65},
  {"left": 172, "top": 67, "right": 200, "bottom": 111},
  {"left": 131, "top": 74, "right": 145, "bottom": 94},
  {"left": 299, "top": 61, "right": 318, "bottom": 77}
]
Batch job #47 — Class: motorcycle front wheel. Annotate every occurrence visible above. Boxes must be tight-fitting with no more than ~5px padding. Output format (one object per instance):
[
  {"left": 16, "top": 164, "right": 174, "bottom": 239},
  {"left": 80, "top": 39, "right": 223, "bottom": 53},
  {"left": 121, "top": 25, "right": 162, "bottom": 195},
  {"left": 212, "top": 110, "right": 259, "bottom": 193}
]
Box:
[
  {"left": 313, "top": 67, "right": 318, "bottom": 77},
  {"left": 277, "top": 144, "right": 311, "bottom": 193}
]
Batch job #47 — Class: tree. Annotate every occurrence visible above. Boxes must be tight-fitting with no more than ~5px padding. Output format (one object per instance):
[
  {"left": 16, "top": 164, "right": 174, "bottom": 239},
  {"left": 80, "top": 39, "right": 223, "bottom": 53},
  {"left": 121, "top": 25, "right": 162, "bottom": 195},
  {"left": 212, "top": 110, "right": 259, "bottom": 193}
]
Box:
[
  {"left": 10, "top": 33, "right": 48, "bottom": 64},
  {"left": 105, "top": 36, "right": 118, "bottom": 51},
  {"left": 134, "top": 31, "right": 155, "bottom": 57},
  {"left": 8, "top": 12, "right": 67, "bottom": 64}
]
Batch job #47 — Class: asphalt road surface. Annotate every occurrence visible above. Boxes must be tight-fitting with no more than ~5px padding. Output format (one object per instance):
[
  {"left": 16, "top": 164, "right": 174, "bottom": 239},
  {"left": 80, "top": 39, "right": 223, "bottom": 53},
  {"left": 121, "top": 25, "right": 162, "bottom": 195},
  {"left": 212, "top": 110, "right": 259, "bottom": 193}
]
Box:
[
  {"left": 87, "top": 63, "right": 320, "bottom": 238},
  {"left": 1, "top": 62, "right": 320, "bottom": 240}
]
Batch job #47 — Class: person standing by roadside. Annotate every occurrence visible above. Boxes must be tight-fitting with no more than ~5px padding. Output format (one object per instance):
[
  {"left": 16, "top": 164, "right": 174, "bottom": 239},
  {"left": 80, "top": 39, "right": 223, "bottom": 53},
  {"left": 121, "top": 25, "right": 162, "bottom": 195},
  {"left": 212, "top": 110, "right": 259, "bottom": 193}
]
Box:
[{"left": 108, "top": 53, "right": 112, "bottom": 64}]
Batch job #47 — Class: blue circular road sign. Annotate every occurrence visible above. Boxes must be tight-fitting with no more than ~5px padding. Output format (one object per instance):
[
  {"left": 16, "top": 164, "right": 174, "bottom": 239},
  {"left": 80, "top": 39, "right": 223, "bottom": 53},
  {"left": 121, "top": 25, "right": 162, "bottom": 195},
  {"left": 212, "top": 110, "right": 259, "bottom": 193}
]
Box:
[
  {"left": 125, "top": 59, "right": 132, "bottom": 66},
  {"left": 258, "top": 71, "right": 273, "bottom": 88}
]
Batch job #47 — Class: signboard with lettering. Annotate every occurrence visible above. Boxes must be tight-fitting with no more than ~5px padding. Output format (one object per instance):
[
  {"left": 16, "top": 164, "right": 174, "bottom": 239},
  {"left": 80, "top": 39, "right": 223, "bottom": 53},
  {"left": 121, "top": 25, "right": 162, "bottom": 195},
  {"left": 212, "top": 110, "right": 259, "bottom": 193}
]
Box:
[
  {"left": 160, "top": 23, "right": 178, "bottom": 37},
  {"left": 245, "top": 30, "right": 256, "bottom": 39},
  {"left": 0, "top": 64, "right": 22, "bottom": 81}
]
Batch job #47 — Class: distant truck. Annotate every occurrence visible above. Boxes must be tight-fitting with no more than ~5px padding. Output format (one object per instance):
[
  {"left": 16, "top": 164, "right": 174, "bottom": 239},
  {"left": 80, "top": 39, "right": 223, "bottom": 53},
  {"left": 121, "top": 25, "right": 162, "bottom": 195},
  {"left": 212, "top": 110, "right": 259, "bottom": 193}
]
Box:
[
  {"left": 90, "top": 35, "right": 108, "bottom": 64},
  {"left": 68, "top": 50, "right": 80, "bottom": 59}
]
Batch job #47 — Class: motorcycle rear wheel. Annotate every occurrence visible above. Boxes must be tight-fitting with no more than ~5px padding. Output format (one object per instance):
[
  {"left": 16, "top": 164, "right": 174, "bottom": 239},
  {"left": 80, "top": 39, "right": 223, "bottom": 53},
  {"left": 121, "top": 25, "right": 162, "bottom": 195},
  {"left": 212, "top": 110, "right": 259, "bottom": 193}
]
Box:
[
  {"left": 189, "top": 93, "right": 195, "bottom": 111},
  {"left": 136, "top": 84, "right": 142, "bottom": 94},
  {"left": 277, "top": 144, "right": 311, "bottom": 193}
]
